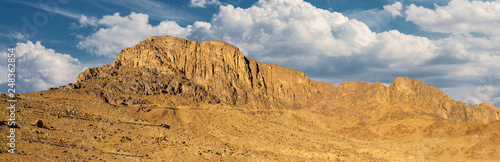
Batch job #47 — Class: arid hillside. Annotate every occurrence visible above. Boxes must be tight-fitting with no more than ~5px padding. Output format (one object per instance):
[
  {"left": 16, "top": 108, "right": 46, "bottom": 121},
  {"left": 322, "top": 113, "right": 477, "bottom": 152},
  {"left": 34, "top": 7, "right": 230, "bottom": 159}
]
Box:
[{"left": 1, "top": 36, "right": 499, "bottom": 161}]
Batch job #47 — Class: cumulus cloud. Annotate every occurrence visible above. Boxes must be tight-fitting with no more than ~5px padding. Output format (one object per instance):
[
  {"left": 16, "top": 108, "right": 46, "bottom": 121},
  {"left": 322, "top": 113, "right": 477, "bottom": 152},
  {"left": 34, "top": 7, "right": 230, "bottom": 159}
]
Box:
[
  {"left": 77, "top": 12, "right": 210, "bottom": 57},
  {"left": 374, "top": 30, "right": 438, "bottom": 67},
  {"left": 77, "top": 1, "right": 379, "bottom": 60},
  {"left": 75, "top": 0, "right": 500, "bottom": 107},
  {"left": 383, "top": 2, "right": 403, "bottom": 17},
  {"left": 406, "top": 0, "right": 500, "bottom": 35},
  {"left": 0, "top": 41, "right": 84, "bottom": 93},
  {"left": 197, "top": 0, "right": 442, "bottom": 72},
  {"left": 190, "top": 0, "right": 221, "bottom": 8},
  {"left": 204, "top": 0, "right": 377, "bottom": 65},
  {"left": 78, "top": 15, "right": 98, "bottom": 27}
]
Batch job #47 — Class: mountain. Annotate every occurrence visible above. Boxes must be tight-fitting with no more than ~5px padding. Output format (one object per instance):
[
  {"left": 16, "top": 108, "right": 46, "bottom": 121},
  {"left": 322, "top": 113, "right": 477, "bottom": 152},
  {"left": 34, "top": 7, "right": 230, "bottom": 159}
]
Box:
[
  {"left": 72, "top": 35, "right": 499, "bottom": 123},
  {"left": 75, "top": 36, "right": 326, "bottom": 110},
  {"left": 1, "top": 36, "right": 499, "bottom": 161}
]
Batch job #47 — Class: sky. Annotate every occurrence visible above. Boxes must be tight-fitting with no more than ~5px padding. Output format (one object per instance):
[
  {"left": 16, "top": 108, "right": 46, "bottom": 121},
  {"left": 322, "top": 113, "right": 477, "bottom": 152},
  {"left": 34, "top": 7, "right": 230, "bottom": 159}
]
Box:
[{"left": 0, "top": 0, "right": 499, "bottom": 108}]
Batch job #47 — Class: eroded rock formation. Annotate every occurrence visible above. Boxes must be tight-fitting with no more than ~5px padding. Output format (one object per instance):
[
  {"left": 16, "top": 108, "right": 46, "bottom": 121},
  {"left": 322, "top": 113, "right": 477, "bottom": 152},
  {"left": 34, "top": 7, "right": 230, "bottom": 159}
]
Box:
[{"left": 71, "top": 35, "right": 499, "bottom": 123}]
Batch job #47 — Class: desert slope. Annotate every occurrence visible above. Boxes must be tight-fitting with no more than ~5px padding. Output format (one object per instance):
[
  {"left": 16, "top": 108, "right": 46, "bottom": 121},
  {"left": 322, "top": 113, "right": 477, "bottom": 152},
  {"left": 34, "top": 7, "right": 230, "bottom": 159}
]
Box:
[{"left": 1, "top": 35, "right": 499, "bottom": 161}]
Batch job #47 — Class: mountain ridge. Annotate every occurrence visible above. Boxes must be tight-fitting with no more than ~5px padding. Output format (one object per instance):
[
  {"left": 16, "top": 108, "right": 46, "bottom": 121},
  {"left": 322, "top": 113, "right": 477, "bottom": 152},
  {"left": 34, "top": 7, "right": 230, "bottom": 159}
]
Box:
[{"left": 71, "top": 35, "right": 499, "bottom": 123}]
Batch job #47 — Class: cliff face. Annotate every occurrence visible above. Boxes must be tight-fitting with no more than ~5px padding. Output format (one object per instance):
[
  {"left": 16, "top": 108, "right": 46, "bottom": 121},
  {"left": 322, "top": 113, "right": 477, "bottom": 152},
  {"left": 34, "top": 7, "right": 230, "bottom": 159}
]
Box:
[
  {"left": 79, "top": 36, "right": 325, "bottom": 109},
  {"left": 74, "top": 35, "right": 499, "bottom": 123}
]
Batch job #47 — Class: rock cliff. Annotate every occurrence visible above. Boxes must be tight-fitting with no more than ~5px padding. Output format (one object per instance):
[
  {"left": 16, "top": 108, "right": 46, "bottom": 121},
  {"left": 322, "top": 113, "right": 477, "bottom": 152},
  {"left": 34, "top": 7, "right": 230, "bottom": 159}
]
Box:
[{"left": 77, "top": 36, "right": 325, "bottom": 109}]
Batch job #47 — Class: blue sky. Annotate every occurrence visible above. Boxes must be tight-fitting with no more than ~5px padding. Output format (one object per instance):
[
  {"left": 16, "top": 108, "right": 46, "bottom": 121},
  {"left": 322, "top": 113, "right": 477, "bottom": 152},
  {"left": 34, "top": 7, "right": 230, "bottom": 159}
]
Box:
[{"left": 1, "top": 0, "right": 499, "bottom": 108}]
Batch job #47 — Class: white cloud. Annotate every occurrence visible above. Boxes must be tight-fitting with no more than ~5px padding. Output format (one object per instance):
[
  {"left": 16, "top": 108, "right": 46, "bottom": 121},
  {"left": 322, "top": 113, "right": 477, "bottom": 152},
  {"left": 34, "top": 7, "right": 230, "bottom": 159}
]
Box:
[
  {"left": 204, "top": 0, "right": 377, "bottom": 65},
  {"left": 13, "top": 32, "right": 25, "bottom": 40},
  {"left": 77, "top": 12, "right": 209, "bottom": 57},
  {"left": 383, "top": 2, "right": 403, "bottom": 17},
  {"left": 373, "top": 30, "right": 438, "bottom": 67},
  {"left": 434, "top": 35, "right": 500, "bottom": 62},
  {"left": 77, "top": 1, "right": 379, "bottom": 60},
  {"left": 406, "top": 0, "right": 500, "bottom": 35},
  {"left": 190, "top": 0, "right": 221, "bottom": 8},
  {"left": 78, "top": 15, "right": 98, "bottom": 27},
  {"left": 0, "top": 41, "right": 84, "bottom": 93}
]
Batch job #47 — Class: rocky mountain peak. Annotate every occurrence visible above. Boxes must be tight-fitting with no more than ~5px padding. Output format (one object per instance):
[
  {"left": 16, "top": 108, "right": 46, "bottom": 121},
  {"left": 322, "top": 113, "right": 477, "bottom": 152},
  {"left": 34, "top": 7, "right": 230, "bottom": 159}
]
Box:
[
  {"left": 390, "top": 77, "right": 419, "bottom": 92},
  {"left": 77, "top": 35, "right": 324, "bottom": 109},
  {"left": 389, "top": 77, "right": 449, "bottom": 103}
]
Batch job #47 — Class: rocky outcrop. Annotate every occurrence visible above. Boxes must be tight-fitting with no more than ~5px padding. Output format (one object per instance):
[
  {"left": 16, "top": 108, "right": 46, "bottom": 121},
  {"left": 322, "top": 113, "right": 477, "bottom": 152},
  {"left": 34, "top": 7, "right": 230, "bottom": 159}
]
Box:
[
  {"left": 89, "top": 36, "right": 325, "bottom": 109},
  {"left": 318, "top": 77, "right": 500, "bottom": 124},
  {"left": 72, "top": 35, "right": 499, "bottom": 123},
  {"left": 387, "top": 77, "right": 499, "bottom": 123}
]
